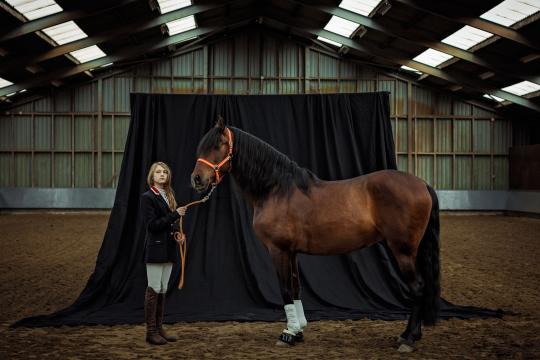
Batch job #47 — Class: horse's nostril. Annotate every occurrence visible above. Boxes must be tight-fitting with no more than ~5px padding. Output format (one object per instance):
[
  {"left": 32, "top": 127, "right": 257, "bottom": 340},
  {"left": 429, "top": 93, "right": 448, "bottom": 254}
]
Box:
[{"left": 194, "top": 174, "right": 202, "bottom": 185}]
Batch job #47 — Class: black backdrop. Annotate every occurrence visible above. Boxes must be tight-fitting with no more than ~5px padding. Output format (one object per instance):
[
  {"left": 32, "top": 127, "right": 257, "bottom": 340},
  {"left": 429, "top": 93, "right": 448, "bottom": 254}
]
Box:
[{"left": 14, "top": 93, "right": 501, "bottom": 327}]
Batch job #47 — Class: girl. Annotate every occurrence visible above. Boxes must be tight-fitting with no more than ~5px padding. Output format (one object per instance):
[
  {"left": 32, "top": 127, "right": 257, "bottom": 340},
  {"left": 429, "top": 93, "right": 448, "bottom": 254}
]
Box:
[{"left": 140, "top": 161, "right": 187, "bottom": 345}]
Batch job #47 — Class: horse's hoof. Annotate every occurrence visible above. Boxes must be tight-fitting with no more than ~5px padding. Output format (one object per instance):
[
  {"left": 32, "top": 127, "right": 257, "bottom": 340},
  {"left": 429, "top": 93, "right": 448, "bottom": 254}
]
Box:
[
  {"left": 294, "top": 332, "right": 304, "bottom": 343},
  {"left": 276, "top": 331, "right": 296, "bottom": 346},
  {"left": 397, "top": 343, "right": 415, "bottom": 353}
]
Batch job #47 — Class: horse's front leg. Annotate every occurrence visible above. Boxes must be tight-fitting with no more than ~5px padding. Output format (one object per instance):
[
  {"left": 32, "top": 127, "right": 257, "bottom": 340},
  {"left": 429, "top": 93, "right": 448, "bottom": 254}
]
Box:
[
  {"left": 291, "top": 252, "right": 307, "bottom": 342},
  {"left": 268, "top": 246, "right": 301, "bottom": 346}
]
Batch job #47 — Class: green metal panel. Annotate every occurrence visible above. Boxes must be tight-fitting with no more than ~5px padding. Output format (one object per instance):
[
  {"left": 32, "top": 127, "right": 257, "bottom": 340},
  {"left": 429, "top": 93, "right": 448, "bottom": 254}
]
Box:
[
  {"left": 173, "top": 79, "right": 193, "bottom": 93},
  {"left": 74, "top": 153, "right": 93, "bottom": 187},
  {"left": 34, "top": 153, "right": 51, "bottom": 187},
  {"left": 233, "top": 35, "right": 248, "bottom": 77},
  {"left": 153, "top": 58, "right": 171, "bottom": 77},
  {"left": 54, "top": 116, "right": 71, "bottom": 150},
  {"left": 35, "top": 116, "right": 52, "bottom": 150},
  {"left": 0, "top": 116, "right": 12, "bottom": 150},
  {"left": 417, "top": 155, "right": 433, "bottom": 185},
  {"left": 453, "top": 101, "right": 472, "bottom": 116},
  {"left": 212, "top": 79, "right": 229, "bottom": 94},
  {"left": 281, "top": 80, "right": 299, "bottom": 94},
  {"left": 455, "top": 155, "right": 472, "bottom": 189},
  {"left": 15, "top": 153, "right": 31, "bottom": 187},
  {"left": 114, "top": 116, "right": 130, "bottom": 151},
  {"left": 473, "top": 156, "right": 491, "bottom": 190},
  {"left": 262, "top": 80, "right": 277, "bottom": 94},
  {"left": 193, "top": 49, "right": 205, "bottom": 77},
  {"left": 435, "top": 155, "right": 453, "bottom": 189},
  {"left": 103, "top": 77, "right": 115, "bottom": 112},
  {"left": 0, "top": 153, "right": 12, "bottom": 186},
  {"left": 115, "top": 78, "right": 132, "bottom": 112},
  {"left": 307, "top": 79, "right": 318, "bottom": 93},
  {"left": 249, "top": 79, "right": 260, "bottom": 94},
  {"left": 319, "top": 53, "right": 337, "bottom": 78},
  {"left": 340, "top": 61, "right": 356, "bottom": 78},
  {"left": 262, "top": 38, "right": 277, "bottom": 77},
  {"left": 397, "top": 154, "right": 408, "bottom": 173},
  {"left": 436, "top": 93, "right": 452, "bottom": 115},
  {"left": 133, "top": 77, "right": 151, "bottom": 92},
  {"left": 454, "top": 119, "right": 471, "bottom": 153},
  {"left": 173, "top": 52, "right": 193, "bottom": 77},
  {"left": 248, "top": 35, "right": 260, "bottom": 77},
  {"left": 101, "top": 152, "right": 113, "bottom": 187},
  {"left": 10, "top": 102, "right": 32, "bottom": 112},
  {"left": 493, "top": 119, "right": 510, "bottom": 154},
  {"left": 473, "top": 106, "right": 496, "bottom": 117},
  {"left": 397, "top": 118, "right": 408, "bottom": 153},
  {"left": 320, "top": 80, "right": 337, "bottom": 93},
  {"left": 413, "top": 86, "right": 433, "bottom": 115},
  {"left": 34, "top": 97, "right": 53, "bottom": 112},
  {"left": 14, "top": 116, "right": 32, "bottom": 150},
  {"left": 153, "top": 78, "right": 171, "bottom": 93},
  {"left": 493, "top": 156, "right": 508, "bottom": 189},
  {"left": 73, "top": 83, "right": 96, "bottom": 112},
  {"left": 435, "top": 118, "right": 452, "bottom": 152},
  {"left": 473, "top": 119, "right": 491, "bottom": 153},
  {"left": 377, "top": 80, "right": 394, "bottom": 115},
  {"left": 54, "top": 90, "right": 71, "bottom": 112},
  {"left": 358, "top": 80, "right": 375, "bottom": 92},
  {"left": 395, "top": 80, "right": 407, "bottom": 116},
  {"left": 194, "top": 79, "right": 205, "bottom": 93},
  {"left": 213, "top": 41, "right": 231, "bottom": 77},
  {"left": 416, "top": 118, "right": 433, "bottom": 152},
  {"left": 74, "top": 116, "right": 94, "bottom": 151},
  {"left": 102, "top": 116, "right": 112, "bottom": 151},
  {"left": 339, "top": 80, "right": 355, "bottom": 93},
  {"left": 281, "top": 43, "right": 299, "bottom": 78},
  {"left": 54, "top": 153, "right": 71, "bottom": 187},
  {"left": 114, "top": 153, "right": 123, "bottom": 187},
  {"left": 308, "top": 50, "right": 318, "bottom": 78}
]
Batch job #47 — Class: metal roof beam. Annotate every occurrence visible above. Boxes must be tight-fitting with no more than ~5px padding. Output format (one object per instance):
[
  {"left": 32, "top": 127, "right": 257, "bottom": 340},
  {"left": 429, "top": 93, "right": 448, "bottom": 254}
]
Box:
[
  {"left": 0, "top": 19, "right": 253, "bottom": 98},
  {"left": 0, "top": 0, "right": 139, "bottom": 43},
  {"left": 0, "top": 2, "right": 227, "bottom": 74},
  {"left": 261, "top": 17, "right": 540, "bottom": 112},
  {"left": 310, "top": 3, "right": 540, "bottom": 84},
  {"left": 393, "top": 0, "right": 540, "bottom": 51}
]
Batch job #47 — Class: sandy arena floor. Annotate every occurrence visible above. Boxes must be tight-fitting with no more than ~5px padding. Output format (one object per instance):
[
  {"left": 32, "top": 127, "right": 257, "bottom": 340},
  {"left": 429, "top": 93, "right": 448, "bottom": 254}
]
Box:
[{"left": 0, "top": 213, "right": 539, "bottom": 359}]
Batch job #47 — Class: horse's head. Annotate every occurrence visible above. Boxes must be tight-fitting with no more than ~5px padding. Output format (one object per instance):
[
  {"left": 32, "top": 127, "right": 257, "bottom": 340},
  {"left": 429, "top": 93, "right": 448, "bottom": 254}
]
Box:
[{"left": 191, "top": 116, "right": 233, "bottom": 193}]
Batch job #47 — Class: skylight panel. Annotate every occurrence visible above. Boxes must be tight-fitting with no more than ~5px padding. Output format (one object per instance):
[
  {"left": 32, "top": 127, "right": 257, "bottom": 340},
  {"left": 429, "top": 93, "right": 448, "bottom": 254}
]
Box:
[
  {"left": 324, "top": 16, "right": 360, "bottom": 38},
  {"left": 165, "top": 15, "right": 196, "bottom": 35},
  {"left": 317, "top": 36, "right": 342, "bottom": 47},
  {"left": 501, "top": 81, "right": 540, "bottom": 96},
  {"left": 442, "top": 25, "right": 493, "bottom": 50},
  {"left": 0, "top": 78, "right": 13, "bottom": 89},
  {"left": 480, "top": 0, "right": 540, "bottom": 27},
  {"left": 483, "top": 94, "right": 505, "bottom": 102},
  {"left": 339, "top": 0, "right": 383, "bottom": 17},
  {"left": 400, "top": 65, "right": 422, "bottom": 75},
  {"left": 42, "top": 21, "right": 88, "bottom": 45},
  {"left": 69, "top": 45, "right": 106, "bottom": 64},
  {"left": 413, "top": 48, "right": 454, "bottom": 67},
  {"left": 5, "top": 0, "right": 62, "bottom": 20},
  {"left": 157, "top": 0, "right": 191, "bottom": 14}
]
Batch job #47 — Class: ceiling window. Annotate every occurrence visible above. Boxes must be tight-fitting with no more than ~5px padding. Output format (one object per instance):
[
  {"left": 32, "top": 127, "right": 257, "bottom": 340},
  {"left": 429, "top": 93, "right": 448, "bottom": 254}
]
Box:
[
  {"left": 157, "top": 0, "right": 191, "bottom": 15},
  {"left": 0, "top": 78, "right": 14, "bottom": 89},
  {"left": 501, "top": 81, "right": 540, "bottom": 96},
  {"left": 165, "top": 15, "right": 196, "bottom": 35},
  {"left": 42, "top": 21, "right": 88, "bottom": 46},
  {"left": 412, "top": 48, "right": 454, "bottom": 67},
  {"left": 442, "top": 25, "right": 493, "bottom": 50},
  {"left": 481, "top": 0, "right": 540, "bottom": 27},
  {"left": 69, "top": 45, "right": 107, "bottom": 64},
  {"left": 324, "top": 16, "right": 360, "bottom": 38},
  {"left": 5, "top": 0, "right": 62, "bottom": 20},
  {"left": 339, "top": 0, "right": 383, "bottom": 17}
]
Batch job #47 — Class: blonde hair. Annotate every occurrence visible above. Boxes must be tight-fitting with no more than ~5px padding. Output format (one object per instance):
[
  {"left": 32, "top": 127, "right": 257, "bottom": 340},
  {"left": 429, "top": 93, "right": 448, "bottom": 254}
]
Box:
[{"left": 146, "top": 161, "right": 177, "bottom": 210}]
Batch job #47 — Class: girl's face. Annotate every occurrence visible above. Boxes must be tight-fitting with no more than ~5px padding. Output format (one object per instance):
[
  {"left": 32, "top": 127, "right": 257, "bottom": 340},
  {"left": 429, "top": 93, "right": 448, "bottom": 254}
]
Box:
[{"left": 153, "top": 165, "right": 169, "bottom": 187}]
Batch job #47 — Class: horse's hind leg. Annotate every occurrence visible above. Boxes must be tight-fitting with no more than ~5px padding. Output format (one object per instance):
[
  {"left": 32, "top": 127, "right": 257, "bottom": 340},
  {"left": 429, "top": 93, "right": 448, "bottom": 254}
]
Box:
[
  {"left": 268, "top": 247, "right": 301, "bottom": 346},
  {"left": 291, "top": 253, "right": 307, "bottom": 342},
  {"left": 394, "top": 254, "right": 424, "bottom": 353}
]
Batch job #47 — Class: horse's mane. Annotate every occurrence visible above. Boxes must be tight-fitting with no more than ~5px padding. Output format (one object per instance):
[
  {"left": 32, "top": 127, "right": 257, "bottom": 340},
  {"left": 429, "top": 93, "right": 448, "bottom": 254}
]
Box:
[{"left": 197, "top": 126, "right": 319, "bottom": 200}]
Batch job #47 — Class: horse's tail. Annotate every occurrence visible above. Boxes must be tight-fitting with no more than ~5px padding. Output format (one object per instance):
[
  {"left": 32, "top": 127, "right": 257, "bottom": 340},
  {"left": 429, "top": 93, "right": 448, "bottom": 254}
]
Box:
[{"left": 417, "top": 184, "right": 441, "bottom": 326}]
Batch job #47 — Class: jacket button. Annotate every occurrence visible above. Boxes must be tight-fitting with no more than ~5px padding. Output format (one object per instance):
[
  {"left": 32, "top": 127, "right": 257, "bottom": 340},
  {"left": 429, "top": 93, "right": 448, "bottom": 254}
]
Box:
[{"left": 170, "top": 232, "right": 173, "bottom": 235}]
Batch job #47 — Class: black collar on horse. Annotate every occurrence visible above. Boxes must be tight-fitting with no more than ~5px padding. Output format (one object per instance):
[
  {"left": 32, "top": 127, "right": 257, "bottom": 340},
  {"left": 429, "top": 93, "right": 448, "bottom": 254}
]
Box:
[{"left": 192, "top": 118, "right": 440, "bottom": 353}]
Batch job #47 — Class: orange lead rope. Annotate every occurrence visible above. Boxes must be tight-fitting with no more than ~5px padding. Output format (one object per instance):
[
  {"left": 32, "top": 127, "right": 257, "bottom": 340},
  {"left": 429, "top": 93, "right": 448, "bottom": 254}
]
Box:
[{"left": 174, "top": 184, "right": 216, "bottom": 289}]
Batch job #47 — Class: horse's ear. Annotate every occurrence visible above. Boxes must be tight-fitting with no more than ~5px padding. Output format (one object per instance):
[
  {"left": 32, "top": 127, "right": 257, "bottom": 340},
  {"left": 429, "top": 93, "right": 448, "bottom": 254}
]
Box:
[{"left": 215, "top": 115, "right": 225, "bottom": 132}]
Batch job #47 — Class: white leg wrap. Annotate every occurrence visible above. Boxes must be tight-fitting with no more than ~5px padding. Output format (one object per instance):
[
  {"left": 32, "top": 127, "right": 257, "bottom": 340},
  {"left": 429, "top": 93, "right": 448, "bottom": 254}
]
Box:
[
  {"left": 284, "top": 304, "right": 301, "bottom": 334},
  {"left": 294, "top": 300, "right": 307, "bottom": 330}
]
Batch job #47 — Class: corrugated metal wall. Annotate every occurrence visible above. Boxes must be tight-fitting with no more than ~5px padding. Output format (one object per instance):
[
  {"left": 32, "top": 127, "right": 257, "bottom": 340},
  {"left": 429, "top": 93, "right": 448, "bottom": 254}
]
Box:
[{"left": 0, "top": 31, "right": 509, "bottom": 189}]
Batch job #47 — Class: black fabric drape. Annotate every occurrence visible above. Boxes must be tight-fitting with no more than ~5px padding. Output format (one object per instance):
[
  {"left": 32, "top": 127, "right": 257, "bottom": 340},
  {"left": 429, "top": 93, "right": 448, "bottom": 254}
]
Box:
[{"left": 14, "top": 93, "right": 501, "bottom": 327}]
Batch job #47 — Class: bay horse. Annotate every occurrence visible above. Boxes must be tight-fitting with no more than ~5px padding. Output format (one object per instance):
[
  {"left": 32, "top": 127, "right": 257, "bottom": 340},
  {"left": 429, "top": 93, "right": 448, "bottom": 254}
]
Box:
[{"left": 191, "top": 118, "right": 440, "bottom": 353}]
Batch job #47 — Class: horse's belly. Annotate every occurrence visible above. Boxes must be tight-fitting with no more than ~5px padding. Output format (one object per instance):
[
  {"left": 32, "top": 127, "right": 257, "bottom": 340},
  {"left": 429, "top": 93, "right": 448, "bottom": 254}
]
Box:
[{"left": 300, "top": 224, "right": 381, "bottom": 256}]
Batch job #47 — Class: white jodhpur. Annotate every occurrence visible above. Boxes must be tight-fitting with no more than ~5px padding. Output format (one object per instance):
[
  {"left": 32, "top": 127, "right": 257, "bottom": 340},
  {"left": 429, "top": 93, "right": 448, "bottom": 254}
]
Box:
[{"left": 283, "top": 304, "right": 301, "bottom": 335}]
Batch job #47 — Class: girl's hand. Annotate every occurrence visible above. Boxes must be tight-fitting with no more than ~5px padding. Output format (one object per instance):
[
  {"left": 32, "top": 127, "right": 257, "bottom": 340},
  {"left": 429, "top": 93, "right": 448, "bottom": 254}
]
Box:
[{"left": 176, "top": 206, "right": 187, "bottom": 216}]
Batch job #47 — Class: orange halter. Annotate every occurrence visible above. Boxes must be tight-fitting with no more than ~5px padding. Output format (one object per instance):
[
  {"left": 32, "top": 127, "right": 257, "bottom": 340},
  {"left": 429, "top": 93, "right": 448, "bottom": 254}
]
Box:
[{"left": 196, "top": 127, "right": 233, "bottom": 184}]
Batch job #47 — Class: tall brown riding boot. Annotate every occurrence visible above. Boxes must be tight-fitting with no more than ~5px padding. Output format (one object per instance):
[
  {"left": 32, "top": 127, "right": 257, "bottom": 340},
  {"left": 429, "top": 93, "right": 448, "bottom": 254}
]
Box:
[
  {"left": 157, "top": 293, "right": 178, "bottom": 342},
  {"left": 145, "top": 287, "right": 167, "bottom": 345}
]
